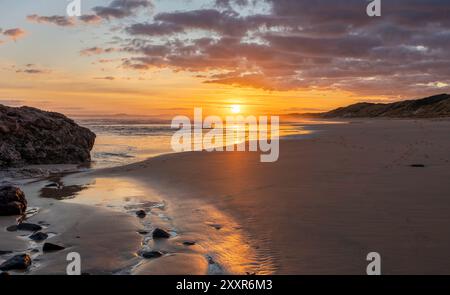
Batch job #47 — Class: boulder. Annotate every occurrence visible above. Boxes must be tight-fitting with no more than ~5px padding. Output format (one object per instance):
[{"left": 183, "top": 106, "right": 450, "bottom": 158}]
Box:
[
  {"left": 0, "top": 104, "right": 96, "bottom": 167},
  {"left": 0, "top": 185, "right": 27, "bottom": 216},
  {"left": 0, "top": 254, "right": 32, "bottom": 271}
]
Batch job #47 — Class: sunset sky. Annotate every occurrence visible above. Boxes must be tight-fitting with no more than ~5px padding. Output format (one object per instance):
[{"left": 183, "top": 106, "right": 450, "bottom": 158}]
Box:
[{"left": 0, "top": 0, "right": 449, "bottom": 118}]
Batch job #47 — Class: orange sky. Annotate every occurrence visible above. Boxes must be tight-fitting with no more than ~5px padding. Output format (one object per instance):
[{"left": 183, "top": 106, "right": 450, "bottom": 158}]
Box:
[{"left": 1, "top": 0, "right": 448, "bottom": 119}]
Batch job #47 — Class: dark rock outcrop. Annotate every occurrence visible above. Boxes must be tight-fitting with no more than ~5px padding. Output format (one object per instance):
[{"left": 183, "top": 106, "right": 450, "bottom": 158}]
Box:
[
  {"left": 0, "top": 254, "right": 32, "bottom": 271},
  {"left": 321, "top": 94, "right": 450, "bottom": 118},
  {"left": 0, "top": 185, "right": 27, "bottom": 216},
  {"left": 0, "top": 104, "right": 96, "bottom": 167}
]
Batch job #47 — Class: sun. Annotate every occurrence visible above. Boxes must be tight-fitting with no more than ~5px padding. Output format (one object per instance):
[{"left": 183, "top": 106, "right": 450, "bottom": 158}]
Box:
[{"left": 230, "top": 105, "right": 241, "bottom": 114}]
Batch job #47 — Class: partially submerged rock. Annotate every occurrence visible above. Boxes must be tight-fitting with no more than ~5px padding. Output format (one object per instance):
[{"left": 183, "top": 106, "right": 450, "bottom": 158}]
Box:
[
  {"left": 0, "top": 104, "right": 96, "bottom": 167},
  {"left": 152, "top": 228, "right": 171, "bottom": 239},
  {"left": 0, "top": 185, "right": 27, "bottom": 216},
  {"left": 0, "top": 254, "right": 32, "bottom": 271},
  {"left": 29, "top": 232, "right": 49, "bottom": 242},
  {"left": 7, "top": 223, "right": 42, "bottom": 232},
  {"left": 136, "top": 210, "right": 147, "bottom": 218},
  {"left": 141, "top": 251, "right": 163, "bottom": 259}
]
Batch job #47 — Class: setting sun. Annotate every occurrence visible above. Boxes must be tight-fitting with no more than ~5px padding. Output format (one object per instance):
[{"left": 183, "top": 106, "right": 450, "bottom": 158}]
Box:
[{"left": 231, "top": 105, "right": 241, "bottom": 114}]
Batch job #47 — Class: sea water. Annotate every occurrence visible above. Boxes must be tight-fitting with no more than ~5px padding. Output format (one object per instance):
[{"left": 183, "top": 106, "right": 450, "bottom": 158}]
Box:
[{"left": 78, "top": 118, "right": 320, "bottom": 169}]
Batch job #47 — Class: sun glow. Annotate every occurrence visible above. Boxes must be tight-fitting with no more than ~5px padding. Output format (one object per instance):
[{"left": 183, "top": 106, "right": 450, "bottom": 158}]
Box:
[{"left": 231, "top": 105, "right": 241, "bottom": 114}]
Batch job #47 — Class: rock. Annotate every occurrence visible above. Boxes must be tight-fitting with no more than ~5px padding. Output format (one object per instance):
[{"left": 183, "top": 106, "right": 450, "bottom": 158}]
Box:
[
  {"left": 29, "top": 232, "right": 48, "bottom": 242},
  {"left": 136, "top": 210, "right": 146, "bottom": 218},
  {"left": 0, "top": 104, "right": 96, "bottom": 167},
  {"left": 0, "top": 254, "right": 32, "bottom": 271},
  {"left": 152, "top": 228, "right": 170, "bottom": 239},
  {"left": 137, "top": 230, "right": 149, "bottom": 235},
  {"left": 141, "top": 251, "right": 163, "bottom": 259},
  {"left": 183, "top": 241, "right": 196, "bottom": 246},
  {"left": 43, "top": 243, "right": 65, "bottom": 252},
  {"left": 0, "top": 185, "right": 27, "bottom": 216},
  {"left": 0, "top": 250, "right": 13, "bottom": 255},
  {"left": 45, "top": 183, "right": 59, "bottom": 188},
  {"left": 410, "top": 164, "right": 426, "bottom": 168},
  {"left": 7, "top": 223, "right": 42, "bottom": 232},
  {"left": 19, "top": 223, "right": 43, "bottom": 232},
  {"left": 208, "top": 223, "right": 222, "bottom": 230}
]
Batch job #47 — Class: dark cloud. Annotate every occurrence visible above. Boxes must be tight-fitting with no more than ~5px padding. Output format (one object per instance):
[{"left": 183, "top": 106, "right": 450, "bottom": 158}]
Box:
[
  {"left": 106, "top": 0, "right": 450, "bottom": 96},
  {"left": 93, "top": 0, "right": 153, "bottom": 20}
]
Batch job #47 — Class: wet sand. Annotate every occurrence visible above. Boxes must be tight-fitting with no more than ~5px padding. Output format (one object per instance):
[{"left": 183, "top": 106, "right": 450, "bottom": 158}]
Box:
[
  {"left": 99, "top": 119, "right": 450, "bottom": 274},
  {"left": 2, "top": 119, "right": 450, "bottom": 274}
]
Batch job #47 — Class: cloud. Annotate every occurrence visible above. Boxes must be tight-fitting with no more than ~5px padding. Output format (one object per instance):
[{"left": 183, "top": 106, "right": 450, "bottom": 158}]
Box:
[
  {"left": 94, "top": 76, "right": 116, "bottom": 80},
  {"left": 2, "top": 28, "right": 26, "bottom": 40},
  {"left": 79, "top": 14, "right": 102, "bottom": 24},
  {"left": 93, "top": 0, "right": 153, "bottom": 20},
  {"left": 27, "top": 14, "right": 75, "bottom": 27},
  {"left": 80, "top": 47, "right": 117, "bottom": 56},
  {"left": 97, "top": 0, "right": 450, "bottom": 96},
  {"left": 15, "top": 64, "right": 50, "bottom": 74}
]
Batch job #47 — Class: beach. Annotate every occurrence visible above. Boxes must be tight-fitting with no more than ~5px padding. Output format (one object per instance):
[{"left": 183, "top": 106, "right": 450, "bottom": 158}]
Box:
[
  {"left": 99, "top": 119, "right": 450, "bottom": 274},
  {"left": 2, "top": 119, "right": 450, "bottom": 274}
]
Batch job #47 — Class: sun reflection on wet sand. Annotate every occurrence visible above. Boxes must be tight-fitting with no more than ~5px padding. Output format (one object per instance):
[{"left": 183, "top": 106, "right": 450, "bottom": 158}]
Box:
[{"left": 51, "top": 174, "right": 275, "bottom": 274}]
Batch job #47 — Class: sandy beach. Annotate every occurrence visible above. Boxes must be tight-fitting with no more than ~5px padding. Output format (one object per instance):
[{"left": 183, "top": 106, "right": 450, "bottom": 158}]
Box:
[
  {"left": 99, "top": 119, "right": 450, "bottom": 274},
  {"left": 2, "top": 119, "right": 450, "bottom": 275}
]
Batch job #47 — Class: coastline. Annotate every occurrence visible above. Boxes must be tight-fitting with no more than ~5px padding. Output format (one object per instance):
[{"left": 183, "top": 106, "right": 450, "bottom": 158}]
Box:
[{"left": 2, "top": 118, "right": 450, "bottom": 274}]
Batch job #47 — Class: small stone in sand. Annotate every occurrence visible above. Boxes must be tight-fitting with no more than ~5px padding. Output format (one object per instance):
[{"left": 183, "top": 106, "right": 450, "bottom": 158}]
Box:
[
  {"left": 183, "top": 241, "right": 196, "bottom": 246},
  {"left": 136, "top": 210, "right": 147, "bottom": 218},
  {"left": 137, "top": 230, "right": 149, "bottom": 235},
  {"left": 29, "top": 232, "right": 48, "bottom": 242},
  {"left": 45, "top": 183, "right": 59, "bottom": 188},
  {"left": 410, "top": 164, "right": 426, "bottom": 168},
  {"left": 0, "top": 254, "right": 32, "bottom": 271},
  {"left": 208, "top": 223, "right": 222, "bottom": 230},
  {"left": 7, "top": 223, "right": 42, "bottom": 232},
  {"left": 141, "top": 251, "right": 163, "bottom": 259},
  {"left": 152, "top": 228, "right": 170, "bottom": 239},
  {"left": 43, "top": 243, "right": 65, "bottom": 252}
]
